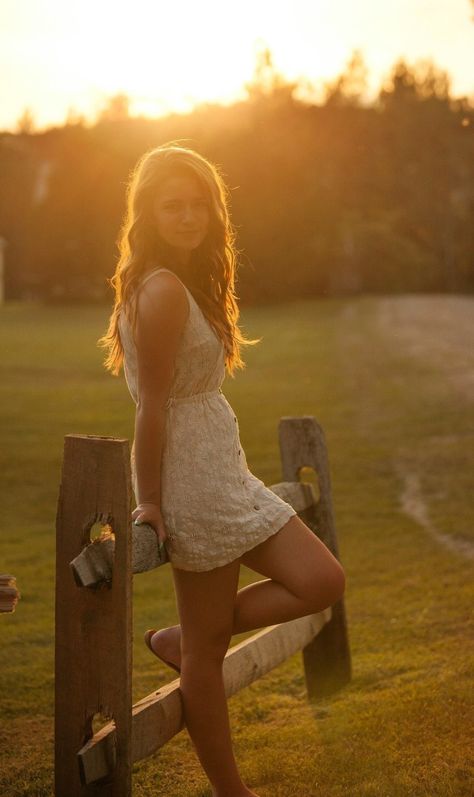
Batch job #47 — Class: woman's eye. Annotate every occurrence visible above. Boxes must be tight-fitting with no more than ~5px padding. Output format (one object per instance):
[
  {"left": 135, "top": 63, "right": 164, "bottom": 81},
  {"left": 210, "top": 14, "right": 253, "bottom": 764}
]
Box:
[{"left": 161, "top": 199, "right": 207, "bottom": 212}]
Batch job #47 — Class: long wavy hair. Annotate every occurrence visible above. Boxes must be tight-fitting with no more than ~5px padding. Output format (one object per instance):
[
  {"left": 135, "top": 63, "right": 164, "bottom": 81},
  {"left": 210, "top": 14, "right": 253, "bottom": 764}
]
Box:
[{"left": 97, "top": 142, "right": 260, "bottom": 377}]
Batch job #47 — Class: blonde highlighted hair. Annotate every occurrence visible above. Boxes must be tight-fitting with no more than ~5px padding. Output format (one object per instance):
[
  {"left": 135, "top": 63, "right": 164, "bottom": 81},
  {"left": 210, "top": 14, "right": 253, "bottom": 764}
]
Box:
[{"left": 97, "top": 141, "right": 260, "bottom": 377}]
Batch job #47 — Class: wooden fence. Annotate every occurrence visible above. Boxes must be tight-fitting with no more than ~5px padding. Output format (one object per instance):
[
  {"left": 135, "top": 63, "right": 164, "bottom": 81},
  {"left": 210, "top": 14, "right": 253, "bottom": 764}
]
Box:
[{"left": 54, "top": 416, "right": 351, "bottom": 796}]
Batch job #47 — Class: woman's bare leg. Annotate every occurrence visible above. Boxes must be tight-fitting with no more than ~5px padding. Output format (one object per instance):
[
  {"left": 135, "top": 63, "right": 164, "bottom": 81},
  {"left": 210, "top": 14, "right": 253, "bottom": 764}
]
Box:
[
  {"left": 171, "top": 557, "right": 258, "bottom": 797},
  {"left": 235, "top": 514, "right": 346, "bottom": 631},
  {"left": 152, "top": 515, "right": 345, "bottom": 667}
]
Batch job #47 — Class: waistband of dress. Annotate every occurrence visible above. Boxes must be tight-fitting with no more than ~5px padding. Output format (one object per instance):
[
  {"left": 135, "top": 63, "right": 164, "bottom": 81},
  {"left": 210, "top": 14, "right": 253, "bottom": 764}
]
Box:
[{"left": 166, "top": 388, "right": 223, "bottom": 408}]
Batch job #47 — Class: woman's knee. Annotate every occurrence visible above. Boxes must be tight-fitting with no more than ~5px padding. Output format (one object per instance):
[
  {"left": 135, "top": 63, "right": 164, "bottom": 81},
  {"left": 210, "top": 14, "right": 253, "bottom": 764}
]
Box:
[
  {"left": 301, "top": 557, "right": 346, "bottom": 611},
  {"left": 326, "top": 559, "right": 346, "bottom": 603},
  {"left": 172, "top": 558, "right": 240, "bottom": 662},
  {"left": 181, "top": 625, "right": 232, "bottom": 663}
]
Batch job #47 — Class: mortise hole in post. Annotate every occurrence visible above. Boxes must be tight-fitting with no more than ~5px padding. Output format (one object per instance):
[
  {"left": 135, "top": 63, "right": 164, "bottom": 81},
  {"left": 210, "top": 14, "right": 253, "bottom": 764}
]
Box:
[
  {"left": 91, "top": 709, "right": 115, "bottom": 736},
  {"left": 82, "top": 709, "right": 115, "bottom": 746},
  {"left": 88, "top": 521, "right": 115, "bottom": 544},
  {"left": 78, "top": 710, "right": 117, "bottom": 787},
  {"left": 298, "top": 466, "right": 320, "bottom": 503}
]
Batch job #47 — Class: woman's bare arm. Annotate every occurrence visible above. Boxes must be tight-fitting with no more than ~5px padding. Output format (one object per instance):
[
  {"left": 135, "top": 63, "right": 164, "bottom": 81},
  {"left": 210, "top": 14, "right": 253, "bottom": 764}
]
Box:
[{"left": 133, "top": 272, "right": 189, "bottom": 507}]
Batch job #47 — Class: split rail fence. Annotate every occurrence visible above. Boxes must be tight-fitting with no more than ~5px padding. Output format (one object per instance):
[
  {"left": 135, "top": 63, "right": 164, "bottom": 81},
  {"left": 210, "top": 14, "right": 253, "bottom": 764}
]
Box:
[{"left": 54, "top": 415, "right": 351, "bottom": 796}]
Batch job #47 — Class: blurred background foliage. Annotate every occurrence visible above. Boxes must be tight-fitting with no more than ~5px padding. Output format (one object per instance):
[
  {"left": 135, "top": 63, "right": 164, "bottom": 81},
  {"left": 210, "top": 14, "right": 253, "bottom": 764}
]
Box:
[{"left": 0, "top": 49, "right": 472, "bottom": 304}]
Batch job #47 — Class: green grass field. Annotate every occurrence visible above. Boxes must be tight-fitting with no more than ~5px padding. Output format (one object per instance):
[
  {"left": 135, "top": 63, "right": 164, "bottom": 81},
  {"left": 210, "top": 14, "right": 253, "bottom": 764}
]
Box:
[{"left": 0, "top": 294, "right": 473, "bottom": 797}]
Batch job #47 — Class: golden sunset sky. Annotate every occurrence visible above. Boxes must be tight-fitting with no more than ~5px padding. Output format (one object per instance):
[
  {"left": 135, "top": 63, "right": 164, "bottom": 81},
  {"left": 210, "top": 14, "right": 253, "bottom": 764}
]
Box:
[{"left": 1, "top": 0, "right": 473, "bottom": 132}]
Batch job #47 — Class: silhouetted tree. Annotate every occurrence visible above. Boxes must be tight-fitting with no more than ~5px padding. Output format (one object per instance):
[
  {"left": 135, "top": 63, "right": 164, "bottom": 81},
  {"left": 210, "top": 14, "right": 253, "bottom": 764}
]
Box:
[
  {"left": 16, "top": 108, "right": 36, "bottom": 135},
  {"left": 245, "top": 46, "right": 298, "bottom": 108},
  {"left": 97, "top": 93, "right": 131, "bottom": 123},
  {"left": 324, "top": 50, "right": 369, "bottom": 107}
]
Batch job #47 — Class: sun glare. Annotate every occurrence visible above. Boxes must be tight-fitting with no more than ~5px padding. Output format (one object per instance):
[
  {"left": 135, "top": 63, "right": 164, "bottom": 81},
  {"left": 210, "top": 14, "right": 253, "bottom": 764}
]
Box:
[
  {"left": 1, "top": 0, "right": 473, "bottom": 130},
  {"left": 72, "top": 1, "right": 260, "bottom": 117}
]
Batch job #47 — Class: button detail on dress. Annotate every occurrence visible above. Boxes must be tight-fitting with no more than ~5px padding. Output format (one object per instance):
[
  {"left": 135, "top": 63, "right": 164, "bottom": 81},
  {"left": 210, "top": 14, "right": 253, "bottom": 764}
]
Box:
[{"left": 253, "top": 504, "right": 260, "bottom": 510}]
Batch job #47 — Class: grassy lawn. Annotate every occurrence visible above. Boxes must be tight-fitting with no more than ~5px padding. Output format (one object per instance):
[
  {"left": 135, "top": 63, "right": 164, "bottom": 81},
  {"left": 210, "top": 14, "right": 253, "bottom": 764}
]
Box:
[{"left": 0, "top": 294, "right": 473, "bottom": 796}]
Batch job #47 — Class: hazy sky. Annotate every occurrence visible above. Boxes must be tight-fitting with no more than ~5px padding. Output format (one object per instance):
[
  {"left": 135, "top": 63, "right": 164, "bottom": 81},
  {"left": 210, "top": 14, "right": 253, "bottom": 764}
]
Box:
[{"left": 1, "top": 0, "right": 473, "bottom": 132}]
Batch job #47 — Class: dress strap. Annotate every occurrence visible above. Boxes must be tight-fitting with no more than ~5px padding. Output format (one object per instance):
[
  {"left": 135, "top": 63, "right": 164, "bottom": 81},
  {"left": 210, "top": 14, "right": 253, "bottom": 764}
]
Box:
[
  {"left": 139, "top": 267, "right": 196, "bottom": 307},
  {"left": 139, "top": 266, "right": 167, "bottom": 288}
]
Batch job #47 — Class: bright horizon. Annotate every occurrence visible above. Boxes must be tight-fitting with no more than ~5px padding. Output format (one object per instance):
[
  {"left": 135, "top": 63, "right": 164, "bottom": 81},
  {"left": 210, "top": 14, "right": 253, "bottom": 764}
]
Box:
[{"left": 1, "top": 0, "right": 473, "bottom": 133}]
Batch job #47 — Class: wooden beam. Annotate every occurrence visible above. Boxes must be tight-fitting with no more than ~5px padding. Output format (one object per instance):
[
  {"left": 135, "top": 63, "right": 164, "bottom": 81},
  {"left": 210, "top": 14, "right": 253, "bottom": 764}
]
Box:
[
  {"left": 69, "top": 481, "right": 315, "bottom": 587},
  {"left": 69, "top": 523, "right": 169, "bottom": 587},
  {"left": 267, "top": 480, "right": 317, "bottom": 514},
  {"left": 78, "top": 609, "right": 331, "bottom": 785}
]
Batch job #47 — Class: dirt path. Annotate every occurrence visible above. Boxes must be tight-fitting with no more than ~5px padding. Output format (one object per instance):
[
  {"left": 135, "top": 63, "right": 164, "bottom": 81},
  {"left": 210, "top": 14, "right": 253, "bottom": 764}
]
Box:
[
  {"left": 337, "top": 294, "right": 474, "bottom": 559},
  {"left": 375, "top": 294, "right": 474, "bottom": 402},
  {"left": 395, "top": 463, "right": 474, "bottom": 560}
]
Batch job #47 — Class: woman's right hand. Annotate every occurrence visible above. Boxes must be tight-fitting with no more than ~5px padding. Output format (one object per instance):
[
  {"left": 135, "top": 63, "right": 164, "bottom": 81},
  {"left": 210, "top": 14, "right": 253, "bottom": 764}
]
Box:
[{"left": 131, "top": 502, "right": 168, "bottom": 544}]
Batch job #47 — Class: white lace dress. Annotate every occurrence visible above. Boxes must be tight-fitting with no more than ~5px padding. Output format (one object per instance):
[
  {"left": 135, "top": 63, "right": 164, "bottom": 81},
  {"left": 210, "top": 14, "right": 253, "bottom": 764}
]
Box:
[{"left": 118, "top": 267, "right": 297, "bottom": 571}]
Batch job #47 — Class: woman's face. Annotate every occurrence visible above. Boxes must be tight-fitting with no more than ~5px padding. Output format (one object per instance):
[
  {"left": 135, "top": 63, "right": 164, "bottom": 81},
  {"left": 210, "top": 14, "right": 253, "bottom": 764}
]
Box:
[{"left": 153, "top": 171, "right": 210, "bottom": 263}]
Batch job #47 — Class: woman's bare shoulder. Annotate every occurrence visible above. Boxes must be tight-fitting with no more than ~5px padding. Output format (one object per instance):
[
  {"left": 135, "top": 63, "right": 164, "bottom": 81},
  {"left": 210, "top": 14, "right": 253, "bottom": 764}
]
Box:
[
  {"left": 133, "top": 271, "right": 190, "bottom": 398},
  {"left": 135, "top": 270, "right": 190, "bottom": 328}
]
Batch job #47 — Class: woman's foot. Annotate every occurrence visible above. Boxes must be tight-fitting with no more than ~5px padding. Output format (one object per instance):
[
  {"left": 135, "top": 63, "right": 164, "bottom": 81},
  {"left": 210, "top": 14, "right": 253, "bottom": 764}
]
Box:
[{"left": 145, "top": 625, "right": 181, "bottom": 672}]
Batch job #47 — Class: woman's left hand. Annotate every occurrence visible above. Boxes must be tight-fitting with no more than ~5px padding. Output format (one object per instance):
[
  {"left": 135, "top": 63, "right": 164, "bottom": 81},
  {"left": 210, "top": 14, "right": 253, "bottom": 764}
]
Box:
[{"left": 131, "top": 501, "right": 169, "bottom": 545}]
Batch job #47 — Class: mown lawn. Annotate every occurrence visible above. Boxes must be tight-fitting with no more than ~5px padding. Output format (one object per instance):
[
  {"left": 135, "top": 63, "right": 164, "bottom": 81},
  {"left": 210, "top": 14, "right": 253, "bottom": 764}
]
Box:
[{"left": 0, "top": 294, "right": 473, "bottom": 796}]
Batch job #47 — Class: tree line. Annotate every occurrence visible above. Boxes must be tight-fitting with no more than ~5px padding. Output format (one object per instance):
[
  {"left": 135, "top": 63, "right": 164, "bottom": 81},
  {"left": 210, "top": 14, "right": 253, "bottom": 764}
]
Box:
[{"left": 0, "top": 50, "right": 472, "bottom": 303}]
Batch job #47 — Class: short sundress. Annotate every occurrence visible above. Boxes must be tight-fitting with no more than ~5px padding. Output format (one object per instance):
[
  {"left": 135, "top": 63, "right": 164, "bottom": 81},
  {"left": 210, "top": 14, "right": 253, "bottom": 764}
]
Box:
[{"left": 118, "top": 267, "right": 297, "bottom": 571}]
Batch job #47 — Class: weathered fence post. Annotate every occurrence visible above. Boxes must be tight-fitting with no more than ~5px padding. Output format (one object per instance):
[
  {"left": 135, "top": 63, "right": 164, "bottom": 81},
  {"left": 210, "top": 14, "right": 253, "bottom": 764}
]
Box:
[
  {"left": 55, "top": 434, "right": 133, "bottom": 797},
  {"left": 279, "top": 416, "right": 351, "bottom": 699}
]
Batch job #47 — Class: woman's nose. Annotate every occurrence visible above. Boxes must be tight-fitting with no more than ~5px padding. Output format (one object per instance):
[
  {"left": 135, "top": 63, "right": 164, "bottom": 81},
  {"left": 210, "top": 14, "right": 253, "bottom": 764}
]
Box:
[{"left": 180, "top": 204, "right": 196, "bottom": 223}]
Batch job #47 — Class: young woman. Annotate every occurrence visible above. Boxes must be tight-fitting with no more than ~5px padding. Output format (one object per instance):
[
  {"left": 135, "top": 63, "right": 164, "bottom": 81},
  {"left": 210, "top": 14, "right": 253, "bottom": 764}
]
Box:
[{"left": 98, "top": 143, "right": 345, "bottom": 797}]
